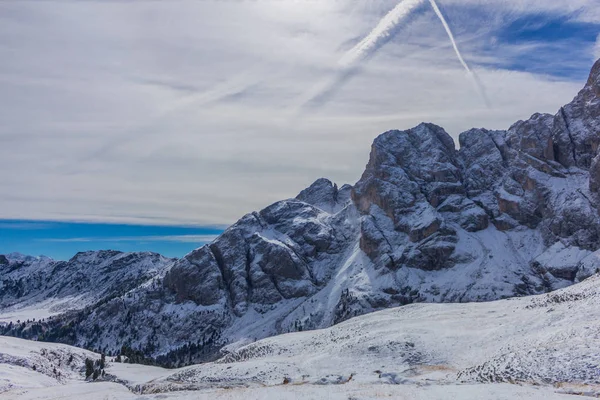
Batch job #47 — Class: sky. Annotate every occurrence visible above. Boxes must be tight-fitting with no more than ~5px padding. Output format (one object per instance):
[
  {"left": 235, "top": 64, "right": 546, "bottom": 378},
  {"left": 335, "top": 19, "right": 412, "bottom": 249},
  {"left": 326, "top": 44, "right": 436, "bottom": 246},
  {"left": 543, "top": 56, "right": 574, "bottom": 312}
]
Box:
[
  {"left": 1, "top": 0, "right": 599, "bottom": 259},
  {"left": 0, "top": 220, "right": 222, "bottom": 260}
]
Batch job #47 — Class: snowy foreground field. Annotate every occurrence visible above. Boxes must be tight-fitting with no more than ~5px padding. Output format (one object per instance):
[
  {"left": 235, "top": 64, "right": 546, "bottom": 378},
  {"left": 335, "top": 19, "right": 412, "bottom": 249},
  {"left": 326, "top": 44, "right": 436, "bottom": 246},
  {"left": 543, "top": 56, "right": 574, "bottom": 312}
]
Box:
[{"left": 3, "top": 275, "right": 600, "bottom": 399}]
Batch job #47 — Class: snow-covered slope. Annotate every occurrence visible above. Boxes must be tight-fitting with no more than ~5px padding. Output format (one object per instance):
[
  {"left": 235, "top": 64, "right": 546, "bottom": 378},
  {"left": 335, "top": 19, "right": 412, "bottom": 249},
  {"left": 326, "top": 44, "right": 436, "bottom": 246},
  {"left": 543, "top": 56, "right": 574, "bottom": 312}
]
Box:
[
  {"left": 0, "top": 335, "right": 99, "bottom": 394},
  {"left": 2, "top": 57, "right": 600, "bottom": 366},
  {"left": 144, "top": 273, "right": 600, "bottom": 395},
  {"left": 3, "top": 274, "right": 600, "bottom": 399}
]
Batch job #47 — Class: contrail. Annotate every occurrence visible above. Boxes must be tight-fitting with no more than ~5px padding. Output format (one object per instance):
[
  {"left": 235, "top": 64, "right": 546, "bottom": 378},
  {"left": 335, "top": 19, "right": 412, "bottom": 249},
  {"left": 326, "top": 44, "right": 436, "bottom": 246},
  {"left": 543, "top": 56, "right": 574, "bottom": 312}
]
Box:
[
  {"left": 428, "top": 0, "right": 490, "bottom": 106},
  {"left": 296, "top": 0, "right": 489, "bottom": 112},
  {"left": 340, "top": 0, "right": 424, "bottom": 68},
  {"left": 295, "top": 0, "right": 423, "bottom": 112},
  {"left": 428, "top": 0, "right": 470, "bottom": 73}
]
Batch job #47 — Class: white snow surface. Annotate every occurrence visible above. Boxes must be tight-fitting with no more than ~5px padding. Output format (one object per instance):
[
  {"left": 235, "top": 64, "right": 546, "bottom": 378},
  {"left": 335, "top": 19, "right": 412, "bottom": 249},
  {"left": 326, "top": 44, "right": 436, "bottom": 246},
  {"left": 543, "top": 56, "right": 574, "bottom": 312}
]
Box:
[
  {"left": 0, "top": 296, "right": 84, "bottom": 324},
  {"left": 3, "top": 273, "right": 600, "bottom": 399}
]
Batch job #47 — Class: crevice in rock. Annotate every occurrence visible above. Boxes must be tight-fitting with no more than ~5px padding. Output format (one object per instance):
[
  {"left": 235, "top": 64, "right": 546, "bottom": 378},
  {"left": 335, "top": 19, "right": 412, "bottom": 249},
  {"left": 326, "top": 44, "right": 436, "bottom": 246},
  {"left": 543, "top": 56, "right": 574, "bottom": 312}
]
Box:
[
  {"left": 559, "top": 107, "right": 577, "bottom": 164},
  {"left": 244, "top": 247, "right": 254, "bottom": 302},
  {"left": 208, "top": 244, "right": 234, "bottom": 308},
  {"left": 332, "top": 183, "right": 339, "bottom": 203},
  {"left": 577, "top": 188, "right": 595, "bottom": 207},
  {"left": 271, "top": 233, "right": 316, "bottom": 284},
  {"left": 251, "top": 212, "right": 266, "bottom": 229},
  {"left": 488, "top": 131, "right": 509, "bottom": 166},
  {"left": 258, "top": 263, "right": 287, "bottom": 300},
  {"left": 369, "top": 215, "right": 396, "bottom": 267}
]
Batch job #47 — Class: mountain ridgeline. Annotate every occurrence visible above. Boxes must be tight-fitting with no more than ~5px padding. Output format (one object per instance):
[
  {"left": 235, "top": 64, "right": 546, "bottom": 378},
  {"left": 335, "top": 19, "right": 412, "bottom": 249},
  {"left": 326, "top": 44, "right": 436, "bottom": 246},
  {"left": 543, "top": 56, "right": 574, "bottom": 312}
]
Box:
[{"left": 2, "top": 58, "right": 600, "bottom": 367}]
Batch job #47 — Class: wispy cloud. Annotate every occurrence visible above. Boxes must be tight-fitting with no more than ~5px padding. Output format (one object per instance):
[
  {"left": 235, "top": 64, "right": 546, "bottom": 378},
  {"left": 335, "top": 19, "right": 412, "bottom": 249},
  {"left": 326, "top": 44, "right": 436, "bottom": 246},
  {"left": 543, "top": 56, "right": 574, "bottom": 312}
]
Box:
[
  {"left": 41, "top": 234, "right": 219, "bottom": 244},
  {"left": 428, "top": 0, "right": 490, "bottom": 106},
  {"left": 0, "top": 221, "right": 55, "bottom": 230},
  {"left": 0, "top": 1, "right": 598, "bottom": 227},
  {"left": 339, "top": 0, "right": 424, "bottom": 68},
  {"left": 297, "top": 0, "right": 424, "bottom": 111},
  {"left": 297, "top": 0, "right": 494, "bottom": 111}
]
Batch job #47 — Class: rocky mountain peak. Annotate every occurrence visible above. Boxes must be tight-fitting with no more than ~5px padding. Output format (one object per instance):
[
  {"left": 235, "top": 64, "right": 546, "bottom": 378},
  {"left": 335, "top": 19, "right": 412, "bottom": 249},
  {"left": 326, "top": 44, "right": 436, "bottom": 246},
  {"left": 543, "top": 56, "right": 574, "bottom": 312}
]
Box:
[
  {"left": 587, "top": 57, "right": 600, "bottom": 96},
  {"left": 551, "top": 57, "right": 600, "bottom": 168},
  {"left": 296, "top": 178, "right": 352, "bottom": 214},
  {"left": 352, "top": 123, "right": 461, "bottom": 218}
]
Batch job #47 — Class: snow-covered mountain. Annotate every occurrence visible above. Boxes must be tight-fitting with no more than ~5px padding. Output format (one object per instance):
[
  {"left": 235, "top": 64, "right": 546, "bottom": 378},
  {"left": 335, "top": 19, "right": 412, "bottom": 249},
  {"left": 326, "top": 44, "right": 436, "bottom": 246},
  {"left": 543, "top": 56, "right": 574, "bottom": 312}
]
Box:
[
  {"left": 1, "top": 57, "right": 600, "bottom": 366},
  {"left": 4, "top": 273, "right": 600, "bottom": 399},
  {"left": 0, "top": 251, "right": 173, "bottom": 323}
]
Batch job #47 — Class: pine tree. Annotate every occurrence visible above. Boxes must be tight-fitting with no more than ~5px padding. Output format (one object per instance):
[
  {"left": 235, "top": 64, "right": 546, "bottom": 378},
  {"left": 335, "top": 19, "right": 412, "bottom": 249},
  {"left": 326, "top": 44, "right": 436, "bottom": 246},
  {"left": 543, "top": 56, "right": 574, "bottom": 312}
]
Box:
[{"left": 85, "top": 358, "right": 94, "bottom": 378}]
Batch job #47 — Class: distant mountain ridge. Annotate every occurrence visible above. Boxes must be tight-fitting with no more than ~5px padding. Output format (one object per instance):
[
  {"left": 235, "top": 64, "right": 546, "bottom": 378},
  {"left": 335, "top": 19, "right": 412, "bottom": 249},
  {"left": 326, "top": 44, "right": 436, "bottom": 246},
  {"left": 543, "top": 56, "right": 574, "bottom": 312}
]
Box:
[
  {"left": 0, "top": 251, "right": 173, "bottom": 319},
  {"left": 2, "top": 57, "right": 600, "bottom": 367}
]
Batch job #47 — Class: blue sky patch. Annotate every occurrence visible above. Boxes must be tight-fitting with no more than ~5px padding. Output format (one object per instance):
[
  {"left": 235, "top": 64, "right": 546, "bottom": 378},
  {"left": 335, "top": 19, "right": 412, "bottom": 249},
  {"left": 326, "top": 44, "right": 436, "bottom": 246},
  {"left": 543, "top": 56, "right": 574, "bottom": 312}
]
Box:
[
  {"left": 0, "top": 220, "right": 224, "bottom": 260},
  {"left": 489, "top": 13, "right": 600, "bottom": 80},
  {"left": 499, "top": 14, "right": 599, "bottom": 44}
]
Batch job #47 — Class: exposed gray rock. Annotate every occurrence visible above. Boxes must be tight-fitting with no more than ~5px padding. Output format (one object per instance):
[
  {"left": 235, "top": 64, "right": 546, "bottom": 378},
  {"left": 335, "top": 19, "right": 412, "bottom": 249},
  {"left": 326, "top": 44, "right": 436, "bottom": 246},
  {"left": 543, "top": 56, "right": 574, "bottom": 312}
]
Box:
[
  {"left": 438, "top": 195, "right": 489, "bottom": 232},
  {"left": 575, "top": 250, "right": 600, "bottom": 282},
  {"left": 507, "top": 113, "right": 555, "bottom": 161},
  {"left": 351, "top": 123, "right": 462, "bottom": 270},
  {"left": 296, "top": 178, "right": 352, "bottom": 214},
  {"left": 163, "top": 246, "right": 225, "bottom": 306},
  {"left": 552, "top": 58, "right": 600, "bottom": 168},
  {"left": 590, "top": 149, "right": 600, "bottom": 193},
  {"left": 459, "top": 128, "right": 506, "bottom": 199}
]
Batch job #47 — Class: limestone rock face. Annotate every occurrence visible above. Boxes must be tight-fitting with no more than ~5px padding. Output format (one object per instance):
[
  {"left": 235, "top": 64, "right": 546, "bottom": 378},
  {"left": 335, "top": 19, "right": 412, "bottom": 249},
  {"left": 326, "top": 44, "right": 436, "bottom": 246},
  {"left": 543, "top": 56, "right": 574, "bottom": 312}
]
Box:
[
  {"left": 506, "top": 113, "right": 555, "bottom": 161},
  {"left": 459, "top": 128, "right": 507, "bottom": 198},
  {"left": 353, "top": 123, "right": 461, "bottom": 217},
  {"left": 590, "top": 150, "right": 600, "bottom": 193},
  {"left": 4, "top": 58, "right": 600, "bottom": 368},
  {"left": 552, "top": 58, "right": 600, "bottom": 168},
  {"left": 163, "top": 247, "right": 224, "bottom": 306},
  {"left": 296, "top": 178, "right": 352, "bottom": 214},
  {"left": 165, "top": 199, "right": 349, "bottom": 317},
  {"left": 351, "top": 124, "right": 463, "bottom": 271}
]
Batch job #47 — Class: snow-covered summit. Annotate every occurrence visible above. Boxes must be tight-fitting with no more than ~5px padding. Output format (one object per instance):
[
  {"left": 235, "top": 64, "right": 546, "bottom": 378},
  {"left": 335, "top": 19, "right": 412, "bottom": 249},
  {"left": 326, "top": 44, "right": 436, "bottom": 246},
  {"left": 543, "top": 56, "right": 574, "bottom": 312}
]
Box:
[
  {"left": 3, "top": 253, "right": 50, "bottom": 263},
  {"left": 295, "top": 177, "right": 352, "bottom": 214}
]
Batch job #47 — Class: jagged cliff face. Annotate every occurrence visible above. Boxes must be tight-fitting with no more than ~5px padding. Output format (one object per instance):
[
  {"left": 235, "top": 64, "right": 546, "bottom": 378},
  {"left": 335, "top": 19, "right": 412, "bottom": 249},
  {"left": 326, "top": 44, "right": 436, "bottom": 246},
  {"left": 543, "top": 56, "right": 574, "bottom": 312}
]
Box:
[{"left": 3, "top": 59, "right": 600, "bottom": 366}]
